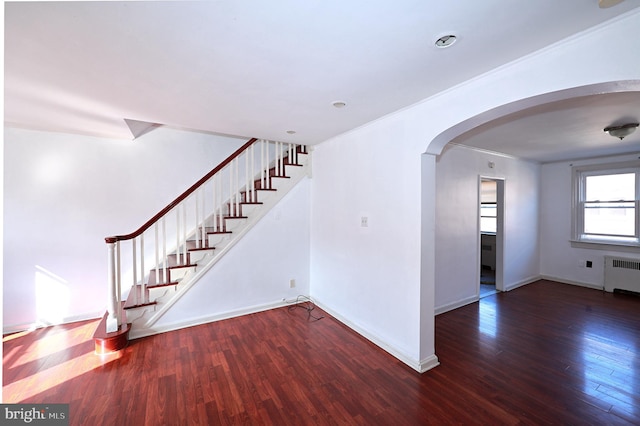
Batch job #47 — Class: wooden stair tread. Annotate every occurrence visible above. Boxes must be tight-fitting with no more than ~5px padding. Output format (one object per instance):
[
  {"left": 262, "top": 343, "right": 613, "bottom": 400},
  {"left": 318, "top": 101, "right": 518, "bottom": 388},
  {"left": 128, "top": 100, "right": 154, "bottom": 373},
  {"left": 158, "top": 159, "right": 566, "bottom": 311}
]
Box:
[
  {"left": 186, "top": 239, "right": 216, "bottom": 249},
  {"left": 124, "top": 300, "right": 157, "bottom": 310},
  {"left": 242, "top": 187, "right": 277, "bottom": 193},
  {"left": 147, "top": 281, "right": 180, "bottom": 288},
  {"left": 169, "top": 263, "right": 197, "bottom": 270},
  {"left": 148, "top": 269, "right": 182, "bottom": 287}
]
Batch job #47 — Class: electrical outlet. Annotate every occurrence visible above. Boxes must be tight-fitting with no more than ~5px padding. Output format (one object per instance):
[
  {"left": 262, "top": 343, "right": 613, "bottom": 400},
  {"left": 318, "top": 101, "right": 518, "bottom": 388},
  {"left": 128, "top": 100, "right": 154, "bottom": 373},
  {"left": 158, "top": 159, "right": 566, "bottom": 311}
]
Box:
[
  {"left": 586, "top": 260, "right": 593, "bottom": 268},
  {"left": 290, "top": 279, "right": 296, "bottom": 288},
  {"left": 361, "top": 216, "right": 368, "bottom": 227}
]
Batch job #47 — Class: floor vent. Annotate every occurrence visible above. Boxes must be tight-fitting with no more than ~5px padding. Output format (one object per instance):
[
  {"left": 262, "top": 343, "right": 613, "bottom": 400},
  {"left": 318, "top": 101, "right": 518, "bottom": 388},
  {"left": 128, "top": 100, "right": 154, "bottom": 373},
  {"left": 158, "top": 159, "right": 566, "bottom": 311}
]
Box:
[{"left": 604, "top": 256, "right": 640, "bottom": 293}]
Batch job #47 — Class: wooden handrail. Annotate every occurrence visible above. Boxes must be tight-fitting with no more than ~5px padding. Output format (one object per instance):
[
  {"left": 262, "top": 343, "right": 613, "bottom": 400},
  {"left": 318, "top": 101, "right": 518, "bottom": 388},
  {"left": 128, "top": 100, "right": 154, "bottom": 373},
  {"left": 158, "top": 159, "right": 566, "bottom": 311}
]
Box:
[{"left": 105, "top": 138, "right": 258, "bottom": 244}]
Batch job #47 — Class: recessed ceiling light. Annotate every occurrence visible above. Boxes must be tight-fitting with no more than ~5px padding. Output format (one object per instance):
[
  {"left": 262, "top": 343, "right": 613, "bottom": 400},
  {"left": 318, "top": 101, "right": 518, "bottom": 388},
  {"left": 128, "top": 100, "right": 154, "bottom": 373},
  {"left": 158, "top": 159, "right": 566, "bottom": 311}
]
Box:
[
  {"left": 286, "top": 130, "right": 296, "bottom": 135},
  {"left": 332, "top": 101, "right": 347, "bottom": 108},
  {"left": 435, "top": 34, "right": 457, "bottom": 48}
]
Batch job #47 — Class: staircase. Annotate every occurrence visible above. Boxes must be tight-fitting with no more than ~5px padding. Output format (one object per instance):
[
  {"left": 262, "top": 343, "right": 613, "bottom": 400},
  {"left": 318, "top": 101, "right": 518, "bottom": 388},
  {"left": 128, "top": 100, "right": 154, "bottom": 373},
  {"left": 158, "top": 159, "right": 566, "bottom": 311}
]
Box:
[{"left": 94, "top": 139, "right": 309, "bottom": 353}]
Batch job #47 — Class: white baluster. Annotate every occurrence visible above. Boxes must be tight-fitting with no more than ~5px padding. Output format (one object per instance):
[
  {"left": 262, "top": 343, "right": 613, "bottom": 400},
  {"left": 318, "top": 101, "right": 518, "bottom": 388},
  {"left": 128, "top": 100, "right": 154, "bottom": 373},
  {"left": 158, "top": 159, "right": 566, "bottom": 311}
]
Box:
[
  {"left": 279, "top": 141, "right": 283, "bottom": 175},
  {"left": 250, "top": 143, "right": 255, "bottom": 202},
  {"left": 140, "top": 233, "right": 146, "bottom": 303},
  {"left": 228, "top": 162, "right": 233, "bottom": 226},
  {"left": 132, "top": 236, "right": 138, "bottom": 306},
  {"left": 154, "top": 223, "right": 160, "bottom": 285},
  {"left": 274, "top": 141, "right": 278, "bottom": 176},
  {"left": 211, "top": 174, "right": 218, "bottom": 235},
  {"left": 176, "top": 208, "right": 181, "bottom": 266},
  {"left": 235, "top": 158, "right": 240, "bottom": 216},
  {"left": 182, "top": 203, "right": 187, "bottom": 259},
  {"left": 260, "top": 140, "right": 265, "bottom": 191},
  {"left": 245, "top": 148, "right": 250, "bottom": 206},
  {"left": 265, "top": 140, "right": 270, "bottom": 188},
  {"left": 201, "top": 186, "right": 206, "bottom": 247},
  {"left": 218, "top": 172, "right": 223, "bottom": 230},
  {"left": 195, "top": 192, "right": 200, "bottom": 249},
  {"left": 278, "top": 141, "right": 283, "bottom": 176},
  {"left": 162, "top": 217, "right": 168, "bottom": 283}
]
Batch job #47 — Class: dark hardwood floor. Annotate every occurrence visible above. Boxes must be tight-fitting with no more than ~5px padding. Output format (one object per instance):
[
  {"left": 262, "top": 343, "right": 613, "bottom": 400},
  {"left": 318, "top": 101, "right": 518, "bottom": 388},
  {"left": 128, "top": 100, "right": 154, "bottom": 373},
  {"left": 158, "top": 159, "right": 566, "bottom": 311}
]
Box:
[{"left": 3, "top": 280, "right": 640, "bottom": 425}]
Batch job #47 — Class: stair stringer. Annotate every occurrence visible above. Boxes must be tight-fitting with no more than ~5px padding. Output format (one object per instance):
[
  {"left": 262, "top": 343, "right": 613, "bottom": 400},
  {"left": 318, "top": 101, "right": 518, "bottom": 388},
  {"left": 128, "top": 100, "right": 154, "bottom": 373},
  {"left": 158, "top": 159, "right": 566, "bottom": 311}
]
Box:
[{"left": 127, "top": 154, "right": 311, "bottom": 339}]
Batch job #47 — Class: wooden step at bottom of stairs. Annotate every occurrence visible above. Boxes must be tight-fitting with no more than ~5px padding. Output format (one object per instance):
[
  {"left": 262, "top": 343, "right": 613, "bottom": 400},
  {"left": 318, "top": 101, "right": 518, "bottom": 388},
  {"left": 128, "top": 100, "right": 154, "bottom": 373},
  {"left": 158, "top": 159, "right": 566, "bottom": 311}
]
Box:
[{"left": 92, "top": 303, "right": 131, "bottom": 355}]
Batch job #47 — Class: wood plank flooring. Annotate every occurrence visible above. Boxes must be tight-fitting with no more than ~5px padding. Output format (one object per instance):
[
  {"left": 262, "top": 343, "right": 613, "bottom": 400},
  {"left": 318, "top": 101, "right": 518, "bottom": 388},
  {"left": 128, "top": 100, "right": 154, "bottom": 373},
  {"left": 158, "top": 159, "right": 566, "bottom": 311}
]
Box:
[{"left": 3, "top": 279, "right": 640, "bottom": 425}]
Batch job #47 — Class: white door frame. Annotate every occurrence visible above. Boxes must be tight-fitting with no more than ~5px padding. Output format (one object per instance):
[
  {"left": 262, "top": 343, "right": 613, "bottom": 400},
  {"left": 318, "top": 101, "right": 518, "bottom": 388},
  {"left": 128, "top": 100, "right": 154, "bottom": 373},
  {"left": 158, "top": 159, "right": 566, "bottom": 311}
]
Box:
[{"left": 478, "top": 176, "right": 505, "bottom": 294}]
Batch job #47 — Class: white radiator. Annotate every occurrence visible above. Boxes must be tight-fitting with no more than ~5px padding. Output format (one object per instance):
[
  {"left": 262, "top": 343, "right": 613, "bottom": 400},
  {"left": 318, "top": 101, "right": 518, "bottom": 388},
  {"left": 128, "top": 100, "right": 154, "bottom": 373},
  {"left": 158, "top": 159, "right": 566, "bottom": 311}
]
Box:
[{"left": 604, "top": 256, "right": 640, "bottom": 293}]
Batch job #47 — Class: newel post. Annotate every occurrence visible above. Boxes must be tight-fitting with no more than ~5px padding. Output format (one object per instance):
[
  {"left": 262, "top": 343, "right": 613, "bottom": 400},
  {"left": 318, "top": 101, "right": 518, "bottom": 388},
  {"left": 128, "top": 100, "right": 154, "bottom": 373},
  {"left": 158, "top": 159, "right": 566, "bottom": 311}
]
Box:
[{"left": 106, "top": 240, "right": 121, "bottom": 333}]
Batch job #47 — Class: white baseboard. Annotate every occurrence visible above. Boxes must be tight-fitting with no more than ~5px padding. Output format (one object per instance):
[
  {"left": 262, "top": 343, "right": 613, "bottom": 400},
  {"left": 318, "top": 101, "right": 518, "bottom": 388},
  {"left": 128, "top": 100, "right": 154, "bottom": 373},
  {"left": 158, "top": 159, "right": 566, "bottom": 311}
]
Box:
[
  {"left": 435, "top": 295, "right": 477, "bottom": 315},
  {"left": 312, "top": 299, "right": 430, "bottom": 374},
  {"left": 503, "top": 275, "right": 541, "bottom": 292},
  {"left": 129, "top": 299, "right": 288, "bottom": 340},
  {"left": 539, "top": 275, "right": 604, "bottom": 291},
  {"left": 435, "top": 276, "right": 544, "bottom": 315},
  {"left": 2, "top": 311, "right": 103, "bottom": 335},
  {"left": 419, "top": 354, "right": 441, "bottom": 373}
]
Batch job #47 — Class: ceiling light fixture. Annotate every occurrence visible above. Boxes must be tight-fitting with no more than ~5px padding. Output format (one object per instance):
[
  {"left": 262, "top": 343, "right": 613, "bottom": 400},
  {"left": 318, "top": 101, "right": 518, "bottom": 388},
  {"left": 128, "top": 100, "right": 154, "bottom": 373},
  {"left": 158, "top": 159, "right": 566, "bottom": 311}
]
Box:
[
  {"left": 599, "top": 0, "right": 625, "bottom": 8},
  {"left": 286, "top": 130, "right": 296, "bottom": 134},
  {"left": 332, "top": 101, "right": 347, "bottom": 108},
  {"left": 603, "top": 122, "right": 638, "bottom": 140},
  {"left": 435, "top": 34, "right": 457, "bottom": 48}
]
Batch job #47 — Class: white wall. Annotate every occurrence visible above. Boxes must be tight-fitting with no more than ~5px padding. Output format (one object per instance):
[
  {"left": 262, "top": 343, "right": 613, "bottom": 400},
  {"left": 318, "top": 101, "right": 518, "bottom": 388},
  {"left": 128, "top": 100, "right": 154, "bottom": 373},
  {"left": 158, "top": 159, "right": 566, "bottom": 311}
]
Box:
[
  {"left": 310, "top": 118, "right": 426, "bottom": 369},
  {"left": 309, "top": 10, "right": 640, "bottom": 372},
  {"left": 435, "top": 145, "right": 540, "bottom": 313},
  {"left": 3, "top": 126, "right": 246, "bottom": 332},
  {"left": 154, "top": 177, "right": 311, "bottom": 328},
  {"left": 540, "top": 153, "right": 640, "bottom": 288}
]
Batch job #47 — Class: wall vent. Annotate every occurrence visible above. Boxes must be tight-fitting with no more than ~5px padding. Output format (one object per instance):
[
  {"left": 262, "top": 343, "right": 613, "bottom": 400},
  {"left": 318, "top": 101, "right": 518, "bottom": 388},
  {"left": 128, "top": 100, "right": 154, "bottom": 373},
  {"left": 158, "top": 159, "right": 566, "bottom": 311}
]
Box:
[{"left": 604, "top": 256, "right": 640, "bottom": 293}]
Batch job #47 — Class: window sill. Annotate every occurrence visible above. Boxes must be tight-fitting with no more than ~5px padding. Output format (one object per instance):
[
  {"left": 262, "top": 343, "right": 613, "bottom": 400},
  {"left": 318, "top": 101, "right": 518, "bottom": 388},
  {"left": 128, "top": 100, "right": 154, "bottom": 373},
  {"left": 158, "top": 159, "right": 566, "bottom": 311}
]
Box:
[{"left": 570, "top": 239, "right": 640, "bottom": 252}]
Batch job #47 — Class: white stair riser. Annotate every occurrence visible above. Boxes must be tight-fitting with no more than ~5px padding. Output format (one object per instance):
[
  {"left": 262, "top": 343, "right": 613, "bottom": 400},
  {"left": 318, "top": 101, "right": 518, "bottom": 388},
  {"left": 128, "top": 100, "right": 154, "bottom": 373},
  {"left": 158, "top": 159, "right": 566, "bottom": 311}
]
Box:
[
  {"left": 268, "top": 177, "right": 290, "bottom": 191},
  {"left": 208, "top": 233, "right": 231, "bottom": 247},
  {"left": 240, "top": 204, "right": 261, "bottom": 216},
  {"left": 169, "top": 266, "right": 196, "bottom": 281},
  {"left": 188, "top": 250, "right": 214, "bottom": 264},
  {"left": 148, "top": 287, "right": 172, "bottom": 301},
  {"left": 223, "top": 217, "right": 248, "bottom": 231}
]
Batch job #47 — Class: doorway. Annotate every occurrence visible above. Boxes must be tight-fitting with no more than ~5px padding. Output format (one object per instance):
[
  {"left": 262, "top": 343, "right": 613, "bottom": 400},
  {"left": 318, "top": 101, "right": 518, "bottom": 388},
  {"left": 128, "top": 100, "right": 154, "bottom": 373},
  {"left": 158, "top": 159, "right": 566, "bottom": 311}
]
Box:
[{"left": 479, "top": 178, "right": 504, "bottom": 298}]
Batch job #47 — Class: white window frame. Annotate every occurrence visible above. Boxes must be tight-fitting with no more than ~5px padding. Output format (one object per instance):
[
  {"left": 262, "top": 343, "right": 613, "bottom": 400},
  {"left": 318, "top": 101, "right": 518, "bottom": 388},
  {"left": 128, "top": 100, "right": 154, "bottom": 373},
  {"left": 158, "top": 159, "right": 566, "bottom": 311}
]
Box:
[
  {"left": 572, "top": 160, "right": 640, "bottom": 247},
  {"left": 480, "top": 202, "right": 497, "bottom": 234}
]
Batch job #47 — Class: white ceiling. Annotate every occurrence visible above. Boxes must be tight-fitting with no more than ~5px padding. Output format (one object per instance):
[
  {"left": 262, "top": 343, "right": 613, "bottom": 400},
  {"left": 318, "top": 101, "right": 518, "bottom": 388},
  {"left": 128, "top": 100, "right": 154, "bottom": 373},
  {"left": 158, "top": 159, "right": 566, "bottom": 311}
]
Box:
[
  {"left": 452, "top": 92, "right": 640, "bottom": 163},
  {"left": 5, "top": 1, "right": 640, "bottom": 162}
]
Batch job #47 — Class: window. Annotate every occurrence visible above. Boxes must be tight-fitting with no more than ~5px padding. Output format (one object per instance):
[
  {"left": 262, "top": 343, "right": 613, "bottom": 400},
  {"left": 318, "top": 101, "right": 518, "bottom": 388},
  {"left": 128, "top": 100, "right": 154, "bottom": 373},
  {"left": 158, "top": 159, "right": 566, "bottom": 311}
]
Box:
[
  {"left": 480, "top": 179, "right": 497, "bottom": 233},
  {"left": 573, "top": 161, "right": 640, "bottom": 246},
  {"left": 480, "top": 203, "right": 497, "bottom": 233}
]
